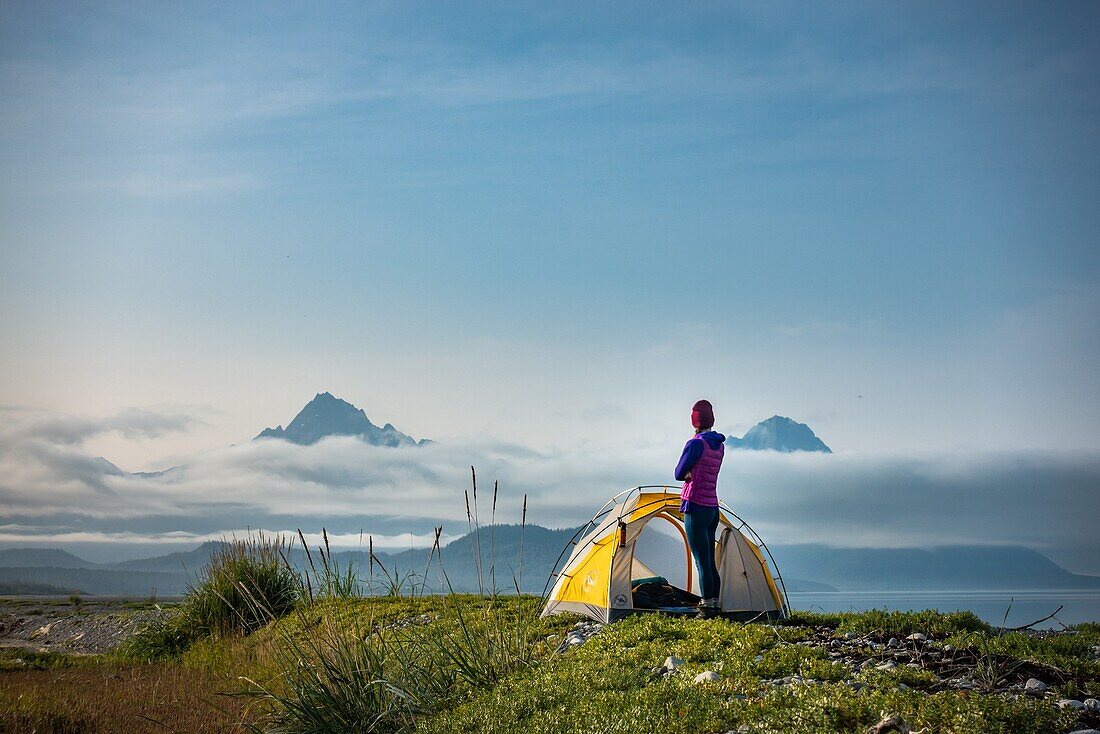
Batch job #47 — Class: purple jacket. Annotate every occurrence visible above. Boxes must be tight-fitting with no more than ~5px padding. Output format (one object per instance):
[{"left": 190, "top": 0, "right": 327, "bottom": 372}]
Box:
[{"left": 675, "top": 431, "right": 725, "bottom": 508}]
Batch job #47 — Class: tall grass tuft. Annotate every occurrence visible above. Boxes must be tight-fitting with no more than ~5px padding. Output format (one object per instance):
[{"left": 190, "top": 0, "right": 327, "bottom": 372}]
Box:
[
  {"left": 122, "top": 533, "right": 300, "bottom": 660},
  {"left": 514, "top": 493, "right": 527, "bottom": 594},
  {"left": 489, "top": 480, "right": 498, "bottom": 595},
  {"left": 421, "top": 472, "right": 538, "bottom": 690},
  {"left": 186, "top": 533, "right": 300, "bottom": 636},
  {"left": 241, "top": 612, "right": 454, "bottom": 733},
  {"left": 245, "top": 470, "right": 542, "bottom": 732},
  {"left": 298, "top": 527, "right": 362, "bottom": 601},
  {"left": 418, "top": 597, "right": 538, "bottom": 692},
  {"left": 242, "top": 597, "right": 541, "bottom": 733},
  {"left": 419, "top": 526, "right": 444, "bottom": 597},
  {"left": 119, "top": 612, "right": 199, "bottom": 662},
  {"left": 969, "top": 599, "right": 1027, "bottom": 692}
]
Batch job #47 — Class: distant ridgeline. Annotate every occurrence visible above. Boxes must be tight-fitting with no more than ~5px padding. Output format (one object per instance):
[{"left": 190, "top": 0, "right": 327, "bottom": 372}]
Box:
[
  {"left": 726, "top": 416, "right": 831, "bottom": 453},
  {"left": 256, "top": 392, "right": 430, "bottom": 447},
  {"left": 771, "top": 545, "right": 1100, "bottom": 591},
  {"left": 2, "top": 530, "right": 1099, "bottom": 597}
]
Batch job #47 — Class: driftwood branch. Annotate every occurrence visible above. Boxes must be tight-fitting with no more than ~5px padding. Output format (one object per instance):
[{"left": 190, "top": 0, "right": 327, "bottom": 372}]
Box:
[{"left": 1002, "top": 605, "right": 1063, "bottom": 632}]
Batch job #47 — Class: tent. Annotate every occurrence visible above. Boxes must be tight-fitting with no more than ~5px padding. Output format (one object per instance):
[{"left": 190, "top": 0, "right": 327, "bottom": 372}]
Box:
[{"left": 541, "top": 486, "right": 788, "bottom": 623}]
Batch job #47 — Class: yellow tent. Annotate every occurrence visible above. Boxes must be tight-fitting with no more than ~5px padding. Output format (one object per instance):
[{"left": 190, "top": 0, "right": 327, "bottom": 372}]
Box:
[{"left": 541, "top": 486, "right": 787, "bottom": 623}]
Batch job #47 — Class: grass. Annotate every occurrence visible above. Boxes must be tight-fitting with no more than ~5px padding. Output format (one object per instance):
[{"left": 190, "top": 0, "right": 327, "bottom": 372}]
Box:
[
  {"left": 419, "top": 613, "right": 1088, "bottom": 734},
  {"left": 297, "top": 528, "right": 363, "bottom": 602},
  {"left": 185, "top": 534, "right": 299, "bottom": 636},
  {"left": 121, "top": 535, "right": 301, "bottom": 661},
  {"left": 4, "top": 598, "right": 1099, "bottom": 733},
  {"left": 119, "top": 609, "right": 203, "bottom": 661},
  {"left": 944, "top": 628, "right": 1100, "bottom": 697},
  {"left": 415, "top": 595, "right": 542, "bottom": 690},
  {"left": 0, "top": 648, "right": 105, "bottom": 672},
  {"left": 785, "top": 607, "right": 990, "bottom": 637},
  {"left": 234, "top": 594, "right": 564, "bottom": 732},
  {"left": 238, "top": 611, "right": 452, "bottom": 732},
  {"left": 0, "top": 663, "right": 256, "bottom": 733}
]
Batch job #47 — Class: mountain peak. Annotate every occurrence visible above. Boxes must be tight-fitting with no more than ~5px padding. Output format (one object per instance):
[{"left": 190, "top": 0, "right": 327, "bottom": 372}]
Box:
[
  {"left": 255, "top": 393, "right": 424, "bottom": 447},
  {"left": 93, "top": 456, "right": 125, "bottom": 475},
  {"left": 727, "top": 416, "right": 831, "bottom": 453}
]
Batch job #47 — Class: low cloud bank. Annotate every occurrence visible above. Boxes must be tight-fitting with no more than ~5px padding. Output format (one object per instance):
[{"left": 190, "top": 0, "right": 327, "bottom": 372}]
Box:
[
  {"left": 718, "top": 451, "right": 1099, "bottom": 553},
  {"left": 0, "top": 406, "right": 200, "bottom": 446},
  {"left": 1, "top": 406, "right": 1096, "bottom": 569},
  {"left": 0, "top": 526, "right": 455, "bottom": 551}
]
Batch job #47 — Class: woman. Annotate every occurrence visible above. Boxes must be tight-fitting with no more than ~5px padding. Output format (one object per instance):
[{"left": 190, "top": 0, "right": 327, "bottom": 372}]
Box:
[{"left": 674, "top": 399, "right": 725, "bottom": 617}]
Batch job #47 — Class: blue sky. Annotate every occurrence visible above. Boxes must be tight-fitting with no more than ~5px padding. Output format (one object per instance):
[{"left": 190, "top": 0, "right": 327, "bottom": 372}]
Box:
[{"left": 1, "top": 2, "right": 1099, "bottom": 565}]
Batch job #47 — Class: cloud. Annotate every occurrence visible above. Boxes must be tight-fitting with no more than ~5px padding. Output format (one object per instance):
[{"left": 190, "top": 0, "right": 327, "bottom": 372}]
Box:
[
  {"left": 0, "top": 526, "right": 454, "bottom": 551},
  {"left": 0, "top": 405, "right": 1097, "bottom": 570},
  {"left": 0, "top": 406, "right": 200, "bottom": 446}
]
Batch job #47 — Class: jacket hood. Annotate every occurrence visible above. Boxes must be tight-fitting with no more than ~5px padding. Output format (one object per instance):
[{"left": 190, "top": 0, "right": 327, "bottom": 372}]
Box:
[{"left": 697, "top": 430, "right": 725, "bottom": 449}]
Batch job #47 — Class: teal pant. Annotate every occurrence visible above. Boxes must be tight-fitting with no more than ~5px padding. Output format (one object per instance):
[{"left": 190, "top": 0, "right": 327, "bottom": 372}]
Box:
[{"left": 684, "top": 506, "right": 721, "bottom": 600}]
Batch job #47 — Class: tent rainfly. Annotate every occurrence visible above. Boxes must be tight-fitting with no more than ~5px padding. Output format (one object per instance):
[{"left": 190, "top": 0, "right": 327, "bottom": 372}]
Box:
[{"left": 541, "top": 486, "right": 788, "bottom": 624}]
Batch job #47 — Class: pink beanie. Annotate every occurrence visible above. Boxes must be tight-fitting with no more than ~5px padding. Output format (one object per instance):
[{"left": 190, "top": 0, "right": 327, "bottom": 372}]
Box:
[{"left": 691, "top": 400, "right": 714, "bottom": 430}]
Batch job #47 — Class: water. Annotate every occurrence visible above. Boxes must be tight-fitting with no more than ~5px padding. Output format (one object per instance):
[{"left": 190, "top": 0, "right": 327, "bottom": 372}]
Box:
[{"left": 786, "top": 589, "right": 1100, "bottom": 629}]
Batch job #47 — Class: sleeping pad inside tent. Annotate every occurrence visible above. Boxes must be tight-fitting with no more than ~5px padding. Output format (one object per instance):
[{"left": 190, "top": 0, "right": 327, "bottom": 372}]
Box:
[{"left": 541, "top": 486, "right": 787, "bottom": 624}]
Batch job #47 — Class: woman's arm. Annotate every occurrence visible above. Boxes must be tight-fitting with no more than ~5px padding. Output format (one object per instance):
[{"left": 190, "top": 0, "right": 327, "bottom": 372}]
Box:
[{"left": 674, "top": 438, "right": 703, "bottom": 481}]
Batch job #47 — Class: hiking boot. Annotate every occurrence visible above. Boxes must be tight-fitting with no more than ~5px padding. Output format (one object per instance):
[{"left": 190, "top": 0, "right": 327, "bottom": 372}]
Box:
[{"left": 695, "top": 598, "right": 719, "bottom": 619}]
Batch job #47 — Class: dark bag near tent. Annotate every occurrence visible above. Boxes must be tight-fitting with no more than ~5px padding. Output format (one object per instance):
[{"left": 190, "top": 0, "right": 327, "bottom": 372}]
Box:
[{"left": 631, "top": 579, "right": 701, "bottom": 610}]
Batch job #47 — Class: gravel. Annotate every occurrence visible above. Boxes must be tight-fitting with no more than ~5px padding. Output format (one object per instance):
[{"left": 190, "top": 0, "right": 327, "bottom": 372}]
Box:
[{"left": 0, "top": 599, "right": 173, "bottom": 655}]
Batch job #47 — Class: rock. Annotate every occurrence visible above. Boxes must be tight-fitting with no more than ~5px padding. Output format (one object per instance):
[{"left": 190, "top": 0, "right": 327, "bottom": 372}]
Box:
[
  {"left": 664, "top": 655, "right": 684, "bottom": 671},
  {"left": 1084, "top": 698, "right": 1100, "bottom": 712},
  {"left": 865, "top": 713, "right": 910, "bottom": 734},
  {"left": 1057, "top": 699, "right": 1086, "bottom": 710},
  {"left": 1067, "top": 730, "right": 1100, "bottom": 734},
  {"left": 694, "top": 671, "right": 722, "bottom": 683},
  {"left": 876, "top": 660, "right": 898, "bottom": 671},
  {"left": 888, "top": 637, "right": 900, "bottom": 648},
  {"left": 845, "top": 631, "right": 860, "bottom": 640},
  {"left": 906, "top": 633, "right": 927, "bottom": 642},
  {"left": 647, "top": 665, "right": 667, "bottom": 680},
  {"left": 1025, "top": 678, "right": 1048, "bottom": 695}
]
